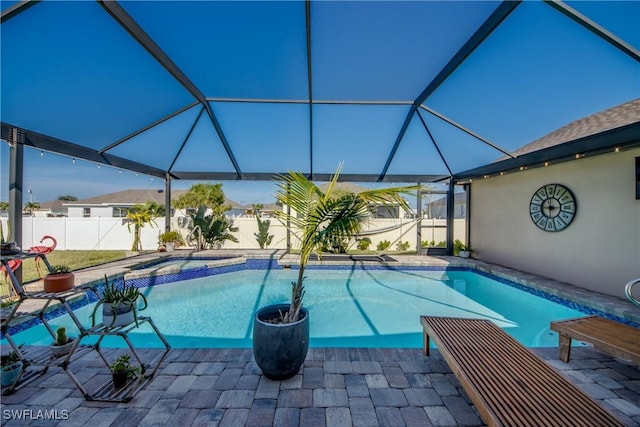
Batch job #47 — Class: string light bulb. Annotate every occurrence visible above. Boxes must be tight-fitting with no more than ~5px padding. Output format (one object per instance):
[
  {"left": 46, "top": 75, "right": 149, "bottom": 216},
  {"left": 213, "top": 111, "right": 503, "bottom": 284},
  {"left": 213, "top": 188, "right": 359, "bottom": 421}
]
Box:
[
  {"left": 72, "top": 158, "right": 76, "bottom": 164},
  {"left": 40, "top": 151, "right": 44, "bottom": 157}
]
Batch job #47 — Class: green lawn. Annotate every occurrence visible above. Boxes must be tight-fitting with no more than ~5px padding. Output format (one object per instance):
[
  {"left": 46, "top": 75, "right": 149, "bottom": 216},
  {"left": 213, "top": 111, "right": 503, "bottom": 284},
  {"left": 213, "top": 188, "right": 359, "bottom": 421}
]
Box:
[{"left": 2, "top": 250, "right": 128, "bottom": 297}]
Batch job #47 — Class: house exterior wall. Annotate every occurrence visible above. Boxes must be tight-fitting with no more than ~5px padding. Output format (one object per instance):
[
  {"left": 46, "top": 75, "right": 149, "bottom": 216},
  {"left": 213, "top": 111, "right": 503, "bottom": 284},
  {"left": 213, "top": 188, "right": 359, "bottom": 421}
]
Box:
[
  {"left": 469, "top": 147, "right": 640, "bottom": 299},
  {"left": 67, "top": 206, "right": 85, "bottom": 218},
  {"left": 66, "top": 206, "right": 104, "bottom": 218}
]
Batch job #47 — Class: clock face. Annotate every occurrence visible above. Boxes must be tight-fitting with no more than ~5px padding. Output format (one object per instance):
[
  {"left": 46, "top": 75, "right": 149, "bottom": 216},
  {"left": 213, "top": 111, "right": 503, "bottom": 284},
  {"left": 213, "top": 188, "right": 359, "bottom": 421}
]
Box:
[{"left": 529, "top": 184, "right": 576, "bottom": 232}]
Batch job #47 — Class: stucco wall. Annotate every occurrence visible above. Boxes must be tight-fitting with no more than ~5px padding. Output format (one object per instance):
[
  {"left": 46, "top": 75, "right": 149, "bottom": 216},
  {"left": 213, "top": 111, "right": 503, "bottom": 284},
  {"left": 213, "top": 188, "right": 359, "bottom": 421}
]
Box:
[{"left": 470, "top": 147, "right": 640, "bottom": 299}]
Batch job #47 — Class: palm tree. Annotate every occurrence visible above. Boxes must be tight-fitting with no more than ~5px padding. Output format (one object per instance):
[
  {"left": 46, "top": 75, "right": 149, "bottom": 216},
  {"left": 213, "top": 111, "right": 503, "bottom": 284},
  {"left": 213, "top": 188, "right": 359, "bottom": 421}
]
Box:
[
  {"left": 23, "top": 201, "right": 41, "bottom": 215},
  {"left": 274, "top": 164, "right": 419, "bottom": 323},
  {"left": 126, "top": 202, "right": 161, "bottom": 251}
]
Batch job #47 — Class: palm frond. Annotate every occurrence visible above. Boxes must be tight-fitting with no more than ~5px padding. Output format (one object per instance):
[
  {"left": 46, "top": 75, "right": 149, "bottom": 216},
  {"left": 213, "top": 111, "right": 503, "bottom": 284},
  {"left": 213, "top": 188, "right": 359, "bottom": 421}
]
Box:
[{"left": 273, "top": 165, "right": 421, "bottom": 323}]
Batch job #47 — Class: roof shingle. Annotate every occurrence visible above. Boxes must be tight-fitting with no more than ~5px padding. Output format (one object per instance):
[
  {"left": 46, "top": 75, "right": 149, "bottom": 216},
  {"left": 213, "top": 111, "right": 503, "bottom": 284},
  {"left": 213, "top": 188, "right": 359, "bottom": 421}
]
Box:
[{"left": 508, "top": 98, "right": 640, "bottom": 158}]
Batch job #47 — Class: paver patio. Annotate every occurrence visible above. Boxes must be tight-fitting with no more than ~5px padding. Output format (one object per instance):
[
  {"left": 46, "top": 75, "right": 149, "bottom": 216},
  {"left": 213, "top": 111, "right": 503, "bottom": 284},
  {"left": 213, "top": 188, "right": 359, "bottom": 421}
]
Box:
[{"left": 1, "top": 345, "right": 639, "bottom": 426}]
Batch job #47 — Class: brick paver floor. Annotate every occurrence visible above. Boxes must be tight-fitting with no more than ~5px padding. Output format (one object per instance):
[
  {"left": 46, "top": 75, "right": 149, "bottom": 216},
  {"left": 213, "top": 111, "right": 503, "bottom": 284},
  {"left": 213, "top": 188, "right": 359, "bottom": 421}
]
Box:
[{"left": 1, "top": 346, "right": 639, "bottom": 426}]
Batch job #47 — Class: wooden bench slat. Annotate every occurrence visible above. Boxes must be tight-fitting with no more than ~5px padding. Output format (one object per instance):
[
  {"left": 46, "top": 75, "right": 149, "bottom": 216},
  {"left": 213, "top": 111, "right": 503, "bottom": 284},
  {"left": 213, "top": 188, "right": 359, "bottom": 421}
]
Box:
[
  {"left": 428, "top": 320, "right": 618, "bottom": 427},
  {"left": 421, "top": 316, "right": 624, "bottom": 427},
  {"left": 449, "top": 323, "right": 601, "bottom": 426},
  {"left": 452, "top": 319, "right": 623, "bottom": 426},
  {"left": 445, "top": 321, "right": 609, "bottom": 426},
  {"left": 427, "top": 318, "right": 610, "bottom": 425},
  {"left": 427, "top": 320, "right": 559, "bottom": 426}
]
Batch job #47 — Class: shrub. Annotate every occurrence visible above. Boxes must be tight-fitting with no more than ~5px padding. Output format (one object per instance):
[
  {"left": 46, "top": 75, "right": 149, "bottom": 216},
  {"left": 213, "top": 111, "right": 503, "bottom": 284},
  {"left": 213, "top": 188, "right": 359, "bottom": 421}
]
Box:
[
  {"left": 396, "top": 241, "right": 410, "bottom": 251},
  {"left": 376, "top": 240, "right": 391, "bottom": 251},
  {"left": 158, "top": 230, "right": 184, "bottom": 246},
  {"left": 49, "top": 265, "right": 71, "bottom": 274},
  {"left": 356, "top": 237, "right": 372, "bottom": 251}
]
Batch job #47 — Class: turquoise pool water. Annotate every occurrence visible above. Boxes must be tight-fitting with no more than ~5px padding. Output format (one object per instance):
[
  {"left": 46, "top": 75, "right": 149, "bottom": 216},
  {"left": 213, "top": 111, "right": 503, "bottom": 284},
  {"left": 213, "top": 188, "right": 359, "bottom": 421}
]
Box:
[{"left": 7, "top": 268, "right": 585, "bottom": 349}]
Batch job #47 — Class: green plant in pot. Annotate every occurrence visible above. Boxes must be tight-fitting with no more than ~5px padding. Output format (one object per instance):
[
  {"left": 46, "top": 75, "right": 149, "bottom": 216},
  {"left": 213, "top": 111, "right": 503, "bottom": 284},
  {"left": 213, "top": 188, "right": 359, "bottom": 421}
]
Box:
[
  {"left": 1, "top": 347, "right": 23, "bottom": 387},
  {"left": 252, "top": 164, "right": 418, "bottom": 380},
  {"left": 109, "top": 353, "right": 140, "bottom": 389},
  {"left": 90, "top": 276, "right": 148, "bottom": 328},
  {"left": 158, "top": 230, "right": 184, "bottom": 252},
  {"left": 454, "top": 239, "right": 472, "bottom": 258},
  {"left": 49, "top": 326, "right": 76, "bottom": 358},
  {"left": 43, "top": 264, "right": 75, "bottom": 293}
]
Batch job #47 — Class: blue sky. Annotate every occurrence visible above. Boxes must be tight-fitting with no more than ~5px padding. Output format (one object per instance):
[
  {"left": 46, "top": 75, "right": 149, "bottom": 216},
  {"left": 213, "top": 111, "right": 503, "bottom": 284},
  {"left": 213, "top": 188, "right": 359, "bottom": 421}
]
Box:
[
  {"left": 0, "top": 145, "right": 280, "bottom": 205},
  {"left": 1, "top": 1, "right": 639, "bottom": 205}
]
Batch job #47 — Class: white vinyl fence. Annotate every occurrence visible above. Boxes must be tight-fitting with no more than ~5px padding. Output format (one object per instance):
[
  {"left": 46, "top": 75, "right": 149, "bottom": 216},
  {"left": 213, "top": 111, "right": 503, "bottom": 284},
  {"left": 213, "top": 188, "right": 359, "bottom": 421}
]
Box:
[{"left": 1, "top": 217, "right": 466, "bottom": 252}]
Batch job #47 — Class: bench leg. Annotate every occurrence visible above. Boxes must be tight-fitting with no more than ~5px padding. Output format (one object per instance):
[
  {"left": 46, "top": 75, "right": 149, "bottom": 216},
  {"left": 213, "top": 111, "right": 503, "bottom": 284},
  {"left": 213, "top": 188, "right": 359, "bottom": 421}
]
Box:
[
  {"left": 558, "top": 334, "right": 572, "bottom": 362},
  {"left": 423, "top": 331, "right": 430, "bottom": 356}
]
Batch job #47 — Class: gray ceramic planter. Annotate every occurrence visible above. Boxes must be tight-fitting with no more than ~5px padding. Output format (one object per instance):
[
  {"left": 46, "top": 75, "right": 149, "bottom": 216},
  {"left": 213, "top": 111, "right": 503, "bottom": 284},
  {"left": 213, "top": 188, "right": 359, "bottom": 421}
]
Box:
[{"left": 253, "top": 304, "right": 309, "bottom": 380}]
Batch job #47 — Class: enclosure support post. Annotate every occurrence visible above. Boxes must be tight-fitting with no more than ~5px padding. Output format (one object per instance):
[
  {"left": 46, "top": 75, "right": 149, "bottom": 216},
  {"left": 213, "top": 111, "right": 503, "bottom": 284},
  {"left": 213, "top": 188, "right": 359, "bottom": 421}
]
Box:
[
  {"left": 165, "top": 174, "right": 171, "bottom": 233},
  {"left": 416, "top": 185, "right": 422, "bottom": 254},
  {"left": 446, "top": 180, "right": 454, "bottom": 255},
  {"left": 8, "top": 128, "right": 24, "bottom": 283}
]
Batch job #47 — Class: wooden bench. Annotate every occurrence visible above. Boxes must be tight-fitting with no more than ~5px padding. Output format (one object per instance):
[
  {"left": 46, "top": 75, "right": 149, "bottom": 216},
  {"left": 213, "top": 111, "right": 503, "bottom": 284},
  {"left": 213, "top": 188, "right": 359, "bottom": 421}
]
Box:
[
  {"left": 421, "top": 316, "right": 624, "bottom": 427},
  {"left": 550, "top": 315, "right": 640, "bottom": 364}
]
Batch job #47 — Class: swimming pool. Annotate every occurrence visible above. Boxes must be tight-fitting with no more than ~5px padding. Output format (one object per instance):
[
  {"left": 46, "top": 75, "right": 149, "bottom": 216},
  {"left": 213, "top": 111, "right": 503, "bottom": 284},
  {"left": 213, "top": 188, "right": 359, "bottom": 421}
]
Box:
[{"left": 6, "top": 265, "right": 593, "bottom": 349}]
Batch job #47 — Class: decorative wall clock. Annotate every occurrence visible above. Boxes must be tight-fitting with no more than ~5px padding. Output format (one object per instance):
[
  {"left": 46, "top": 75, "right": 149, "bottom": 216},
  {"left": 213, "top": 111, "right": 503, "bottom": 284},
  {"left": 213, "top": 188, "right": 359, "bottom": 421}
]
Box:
[{"left": 529, "top": 184, "right": 576, "bottom": 232}]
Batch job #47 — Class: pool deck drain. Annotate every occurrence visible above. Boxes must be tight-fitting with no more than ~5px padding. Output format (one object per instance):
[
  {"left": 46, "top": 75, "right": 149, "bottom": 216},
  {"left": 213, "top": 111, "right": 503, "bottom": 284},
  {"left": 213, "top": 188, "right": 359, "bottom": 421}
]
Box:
[{"left": 1, "top": 346, "right": 639, "bottom": 426}]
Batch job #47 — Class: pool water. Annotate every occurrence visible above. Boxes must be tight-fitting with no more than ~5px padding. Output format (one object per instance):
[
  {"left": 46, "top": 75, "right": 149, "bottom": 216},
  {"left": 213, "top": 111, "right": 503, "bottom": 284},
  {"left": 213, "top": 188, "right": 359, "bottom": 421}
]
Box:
[{"left": 8, "top": 268, "right": 585, "bottom": 349}]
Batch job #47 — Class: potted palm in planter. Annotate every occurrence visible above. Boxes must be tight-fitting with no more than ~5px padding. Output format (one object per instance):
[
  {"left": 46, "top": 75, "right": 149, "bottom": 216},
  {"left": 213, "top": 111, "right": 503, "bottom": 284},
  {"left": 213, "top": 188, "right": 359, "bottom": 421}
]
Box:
[
  {"left": 252, "top": 164, "right": 418, "bottom": 379},
  {"left": 90, "top": 276, "right": 148, "bottom": 328},
  {"left": 1, "top": 348, "right": 23, "bottom": 387},
  {"left": 43, "top": 265, "right": 75, "bottom": 293},
  {"left": 49, "top": 326, "right": 76, "bottom": 358}
]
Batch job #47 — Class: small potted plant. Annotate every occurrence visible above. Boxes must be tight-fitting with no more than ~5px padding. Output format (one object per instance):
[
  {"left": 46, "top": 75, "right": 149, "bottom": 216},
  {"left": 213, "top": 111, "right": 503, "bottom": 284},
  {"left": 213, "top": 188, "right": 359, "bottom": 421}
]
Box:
[
  {"left": 43, "top": 265, "right": 75, "bottom": 293},
  {"left": 454, "top": 239, "right": 472, "bottom": 258},
  {"left": 90, "top": 275, "right": 148, "bottom": 328},
  {"left": 459, "top": 245, "right": 472, "bottom": 258},
  {"left": 49, "top": 326, "right": 75, "bottom": 358},
  {"left": 1, "top": 348, "right": 23, "bottom": 387},
  {"left": 109, "top": 353, "right": 140, "bottom": 389},
  {"left": 158, "top": 230, "right": 184, "bottom": 252}
]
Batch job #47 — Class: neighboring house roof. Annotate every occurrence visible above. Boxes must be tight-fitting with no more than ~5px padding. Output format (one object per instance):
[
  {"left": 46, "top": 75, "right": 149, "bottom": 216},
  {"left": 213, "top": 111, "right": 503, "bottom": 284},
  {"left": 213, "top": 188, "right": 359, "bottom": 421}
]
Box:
[
  {"left": 61, "top": 189, "right": 242, "bottom": 208},
  {"left": 38, "top": 199, "right": 68, "bottom": 215},
  {"left": 318, "top": 182, "right": 370, "bottom": 194},
  {"left": 507, "top": 98, "right": 640, "bottom": 158},
  {"left": 259, "top": 203, "right": 281, "bottom": 212},
  {"left": 245, "top": 202, "right": 281, "bottom": 212}
]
